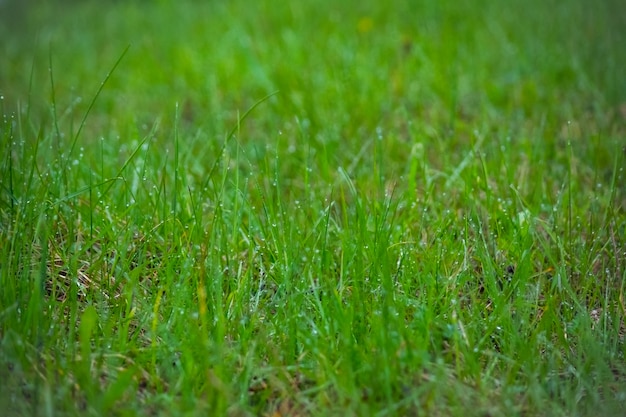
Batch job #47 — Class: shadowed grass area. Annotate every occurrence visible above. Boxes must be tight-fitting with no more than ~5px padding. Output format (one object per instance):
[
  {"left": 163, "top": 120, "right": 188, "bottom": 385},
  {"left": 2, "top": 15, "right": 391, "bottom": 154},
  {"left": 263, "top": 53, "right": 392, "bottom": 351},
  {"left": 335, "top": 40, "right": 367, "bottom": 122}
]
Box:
[{"left": 1, "top": 0, "right": 625, "bottom": 416}]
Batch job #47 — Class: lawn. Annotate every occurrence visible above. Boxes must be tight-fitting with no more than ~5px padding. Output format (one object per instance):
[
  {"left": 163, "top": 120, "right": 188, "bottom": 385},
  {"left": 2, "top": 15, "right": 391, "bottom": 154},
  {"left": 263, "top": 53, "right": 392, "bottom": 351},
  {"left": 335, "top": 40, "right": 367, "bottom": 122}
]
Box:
[{"left": 1, "top": 0, "right": 625, "bottom": 416}]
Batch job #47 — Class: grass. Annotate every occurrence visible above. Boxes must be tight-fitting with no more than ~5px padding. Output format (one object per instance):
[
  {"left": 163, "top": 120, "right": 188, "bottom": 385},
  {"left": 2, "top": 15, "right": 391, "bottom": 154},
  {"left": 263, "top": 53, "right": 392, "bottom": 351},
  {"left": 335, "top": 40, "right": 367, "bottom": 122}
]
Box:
[{"left": 1, "top": 0, "right": 625, "bottom": 415}]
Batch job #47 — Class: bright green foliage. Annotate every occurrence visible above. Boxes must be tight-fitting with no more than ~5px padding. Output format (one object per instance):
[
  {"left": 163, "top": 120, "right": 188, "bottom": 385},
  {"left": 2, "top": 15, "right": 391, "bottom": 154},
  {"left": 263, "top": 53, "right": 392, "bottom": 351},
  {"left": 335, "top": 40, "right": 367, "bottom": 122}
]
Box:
[{"left": 1, "top": 0, "right": 625, "bottom": 416}]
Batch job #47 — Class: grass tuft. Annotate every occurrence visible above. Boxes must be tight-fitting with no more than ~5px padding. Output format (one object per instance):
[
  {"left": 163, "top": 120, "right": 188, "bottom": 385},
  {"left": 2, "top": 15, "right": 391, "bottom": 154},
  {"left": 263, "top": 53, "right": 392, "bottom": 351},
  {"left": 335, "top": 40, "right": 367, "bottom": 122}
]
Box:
[{"left": 1, "top": 0, "right": 625, "bottom": 416}]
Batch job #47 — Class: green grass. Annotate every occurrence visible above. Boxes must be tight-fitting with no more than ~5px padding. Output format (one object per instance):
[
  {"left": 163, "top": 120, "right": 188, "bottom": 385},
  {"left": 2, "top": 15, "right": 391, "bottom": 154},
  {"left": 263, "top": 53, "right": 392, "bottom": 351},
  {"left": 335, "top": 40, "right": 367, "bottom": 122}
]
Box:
[{"left": 1, "top": 0, "right": 625, "bottom": 415}]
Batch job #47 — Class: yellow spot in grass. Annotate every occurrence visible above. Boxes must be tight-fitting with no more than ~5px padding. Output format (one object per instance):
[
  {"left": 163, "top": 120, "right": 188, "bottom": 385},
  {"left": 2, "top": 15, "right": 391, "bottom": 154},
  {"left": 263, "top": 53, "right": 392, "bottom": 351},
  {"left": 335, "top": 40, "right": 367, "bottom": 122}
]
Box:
[{"left": 357, "top": 17, "right": 373, "bottom": 34}]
